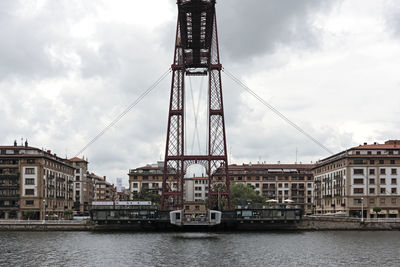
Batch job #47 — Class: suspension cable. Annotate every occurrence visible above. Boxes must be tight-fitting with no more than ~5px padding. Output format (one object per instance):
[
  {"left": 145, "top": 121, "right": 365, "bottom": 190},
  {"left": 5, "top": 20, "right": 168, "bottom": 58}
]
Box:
[
  {"left": 222, "top": 68, "right": 333, "bottom": 155},
  {"left": 74, "top": 68, "right": 172, "bottom": 157}
]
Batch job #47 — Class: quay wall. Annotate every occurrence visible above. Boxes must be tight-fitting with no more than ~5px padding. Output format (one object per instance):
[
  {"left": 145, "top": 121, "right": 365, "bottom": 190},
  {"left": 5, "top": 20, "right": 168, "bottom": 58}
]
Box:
[
  {"left": 299, "top": 217, "right": 400, "bottom": 230},
  {"left": 1, "top": 218, "right": 400, "bottom": 231},
  {"left": 0, "top": 221, "right": 93, "bottom": 231}
]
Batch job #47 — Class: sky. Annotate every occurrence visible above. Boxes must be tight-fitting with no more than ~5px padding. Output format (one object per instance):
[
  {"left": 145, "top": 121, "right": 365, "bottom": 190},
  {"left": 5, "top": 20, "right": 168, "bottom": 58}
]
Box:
[{"left": 1, "top": 0, "right": 400, "bottom": 186}]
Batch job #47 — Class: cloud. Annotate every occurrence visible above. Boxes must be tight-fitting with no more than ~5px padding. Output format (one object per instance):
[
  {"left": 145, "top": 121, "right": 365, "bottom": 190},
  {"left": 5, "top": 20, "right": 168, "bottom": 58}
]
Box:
[
  {"left": 217, "top": 0, "right": 341, "bottom": 63},
  {"left": 1, "top": 0, "right": 399, "bottom": 188}
]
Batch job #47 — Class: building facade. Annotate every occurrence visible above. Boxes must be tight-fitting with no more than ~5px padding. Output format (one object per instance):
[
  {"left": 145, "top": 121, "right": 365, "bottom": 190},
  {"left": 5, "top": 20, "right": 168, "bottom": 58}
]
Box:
[
  {"left": 69, "top": 157, "right": 92, "bottom": 215},
  {"left": 184, "top": 176, "right": 209, "bottom": 202},
  {"left": 228, "top": 163, "right": 314, "bottom": 214},
  {"left": 128, "top": 162, "right": 314, "bottom": 214},
  {"left": 0, "top": 141, "right": 74, "bottom": 220},
  {"left": 313, "top": 140, "right": 400, "bottom": 218},
  {"left": 94, "top": 176, "right": 116, "bottom": 201},
  {"left": 128, "top": 162, "right": 175, "bottom": 200}
]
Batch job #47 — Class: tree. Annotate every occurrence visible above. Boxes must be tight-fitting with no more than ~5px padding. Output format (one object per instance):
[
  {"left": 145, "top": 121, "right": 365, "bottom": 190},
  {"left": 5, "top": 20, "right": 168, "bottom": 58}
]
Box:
[
  {"left": 373, "top": 206, "right": 382, "bottom": 217},
  {"left": 230, "top": 183, "right": 267, "bottom": 207},
  {"left": 64, "top": 209, "right": 73, "bottom": 220},
  {"left": 133, "top": 189, "right": 160, "bottom": 204}
]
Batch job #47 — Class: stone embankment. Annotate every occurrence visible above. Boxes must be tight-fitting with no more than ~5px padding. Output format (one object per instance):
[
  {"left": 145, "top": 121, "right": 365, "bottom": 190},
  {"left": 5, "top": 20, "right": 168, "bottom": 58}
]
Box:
[
  {"left": 2, "top": 217, "right": 400, "bottom": 231},
  {"left": 299, "top": 216, "right": 400, "bottom": 230},
  {"left": 0, "top": 220, "right": 93, "bottom": 231}
]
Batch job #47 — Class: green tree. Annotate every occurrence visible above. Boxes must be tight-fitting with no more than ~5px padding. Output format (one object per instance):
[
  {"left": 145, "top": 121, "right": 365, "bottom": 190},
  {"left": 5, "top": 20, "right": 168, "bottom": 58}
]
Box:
[
  {"left": 133, "top": 189, "right": 160, "bottom": 204},
  {"left": 373, "top": 206, "right": 382, "bottom": 217},
  {"left": 230, "top": 183, "right": 267, "bottom": 207}
]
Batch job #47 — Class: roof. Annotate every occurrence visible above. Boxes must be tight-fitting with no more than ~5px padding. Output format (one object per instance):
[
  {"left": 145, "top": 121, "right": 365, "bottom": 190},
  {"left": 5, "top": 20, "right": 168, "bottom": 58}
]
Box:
[
  {"left": 0, "top": 145, "right": 38, "bottom": 150},
  {"left": 228, "top": 164, "right": 315, "bottom": 170},
  {"left": 184, "top": 177, "right": 208, "bottom": 180},
  {"left": 68, "top": 157, "right": 88, "bottom": 162},
  {"left": 351, "top": 140, "right": 400, "bottom": 150}
]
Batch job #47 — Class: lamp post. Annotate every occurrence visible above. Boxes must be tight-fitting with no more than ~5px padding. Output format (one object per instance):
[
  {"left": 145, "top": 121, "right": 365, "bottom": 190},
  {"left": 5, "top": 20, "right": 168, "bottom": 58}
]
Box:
[
  {"left": 361, "top": 197, "right": 364, "bottom": 223},
  {"left": 42, "top": 199, "right": 46, "bottom": 224}
]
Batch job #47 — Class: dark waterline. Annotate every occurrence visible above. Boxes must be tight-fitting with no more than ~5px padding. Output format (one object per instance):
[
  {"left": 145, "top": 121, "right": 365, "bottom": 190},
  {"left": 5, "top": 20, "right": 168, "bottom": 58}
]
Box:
[{"left": 1, "top": 231, "right": 399, "bottom": 266}]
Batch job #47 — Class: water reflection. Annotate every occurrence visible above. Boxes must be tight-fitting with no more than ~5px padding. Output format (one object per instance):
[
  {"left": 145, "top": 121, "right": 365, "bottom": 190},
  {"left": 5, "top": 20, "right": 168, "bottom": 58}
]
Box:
[{"left": 0, "top": 231, "right": 399, "bottom": 266}]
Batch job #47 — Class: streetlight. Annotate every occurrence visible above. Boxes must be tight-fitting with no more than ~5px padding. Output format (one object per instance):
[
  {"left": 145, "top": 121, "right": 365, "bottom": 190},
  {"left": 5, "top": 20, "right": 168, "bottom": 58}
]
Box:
[
  {"left": 42, "top": 199, "right": 46, "bottom": 224},
  {"left": 361, "top": 197, "right": 364, "bottom": 223}
]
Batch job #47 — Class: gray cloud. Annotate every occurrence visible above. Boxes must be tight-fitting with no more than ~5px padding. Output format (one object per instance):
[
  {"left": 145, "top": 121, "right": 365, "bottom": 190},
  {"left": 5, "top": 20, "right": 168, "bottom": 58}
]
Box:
[
  {"left": 1, "top": 0, "right": 399, "bottom": 187},
  {"left": 217, "top": 0, "right": 340, "bottom": 63}
]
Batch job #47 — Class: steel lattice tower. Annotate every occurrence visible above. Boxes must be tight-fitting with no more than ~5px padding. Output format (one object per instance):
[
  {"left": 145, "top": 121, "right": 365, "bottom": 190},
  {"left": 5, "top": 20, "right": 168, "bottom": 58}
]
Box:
[{"left": 161, "top": 0, "right": 230, "bottom": 211}]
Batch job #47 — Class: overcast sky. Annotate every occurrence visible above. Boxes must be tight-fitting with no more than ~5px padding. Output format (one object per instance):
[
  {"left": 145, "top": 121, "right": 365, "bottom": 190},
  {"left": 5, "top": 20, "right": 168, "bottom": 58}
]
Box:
[{"left": 1, "top": 0, "right": 400, "bottom": 186}]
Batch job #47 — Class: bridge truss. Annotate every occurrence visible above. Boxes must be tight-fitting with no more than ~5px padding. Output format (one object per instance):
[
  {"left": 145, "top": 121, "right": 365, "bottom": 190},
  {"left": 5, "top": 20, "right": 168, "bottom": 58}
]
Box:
[{"left": 161, "top": 0, "right": 231, "bottom": 211}]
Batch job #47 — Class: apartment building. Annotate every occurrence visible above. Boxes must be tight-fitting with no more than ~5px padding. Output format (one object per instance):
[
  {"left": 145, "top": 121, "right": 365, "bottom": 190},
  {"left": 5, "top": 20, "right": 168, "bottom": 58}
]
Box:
[
  {"left": 128, "top": 162, "right": 176, "bottom": 199},
  {"left": 0, "top": 141, "right": 74, "bottom": 220},
  {"left": 94, "top": 176, "right": 116, "bottom": 201},
  {"left": 184, "top": 176, "right": 209, "bottom": 202},
  {"left": 129, "top": 162, "right": 314, "bottom": 213},
  {"left": 69, "top": 157, "right": 92, "bottom": 215},
  {"left": 229, "top": 163, "right": 314, "bottom": 214},
  {"left": 313, "top": 140, "right": 400, "bottom": 218}
]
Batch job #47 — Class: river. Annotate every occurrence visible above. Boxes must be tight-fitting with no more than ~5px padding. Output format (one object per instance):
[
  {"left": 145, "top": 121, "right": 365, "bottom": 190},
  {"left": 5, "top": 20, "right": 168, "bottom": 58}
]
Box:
[{"left": 1, "top": 231, "right": 399, "bottom": 266}]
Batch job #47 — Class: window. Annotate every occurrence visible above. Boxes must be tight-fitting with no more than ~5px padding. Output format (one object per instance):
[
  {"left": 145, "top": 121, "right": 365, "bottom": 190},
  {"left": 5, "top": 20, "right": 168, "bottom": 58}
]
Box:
[
  {"left": 356, "top": 151, "right": 360, "bottom": 155},
  {"left": 353, "top": 169, "right": 364, "bottom": 175},
  {"left": 353, "top": 199, "right": 362, "bottom": 204},
  {"left": 390, "top": 160, "right": 395, "bottom": 165},
  {"left": 25, "top": 189, "right": 34, "bottom": 195},
  {"left": 391, "top": 188, "right": 397, "bottom": 194},
  {"left": 353, "top": 178, "right": 364, "bottom": 184},
  {"left": 25, "top": 200, "right": 34, "bottom": 206},
  {"left": 75, "top": 183, "right": 80, "bottom": 189},
  {"left": 255, "top": 183, "right": 260, "bottom": 188},
  {"left": 380, "top": 178, "right": 386, "bottom": 184},
  {"left": 370, "top": 160, "right": 375, "bottom": 164},
  {"left": 76, "top": 169, "right": 80, "bottom": 174},
  {"left": 369, "top": 188, "right": 375, "bottom": 194},
  {"left": 25, "top": 178, "right": 34, "bottom": 185},
  {"left": 380, "top": 169, "right": 386, "bottom": 175},
  {"left": 391, "top": 198, "right": 397, "bottom": 204},
  {"left": 380, "top": 198, "right": 385, "bottom": 204},
  {"left": 369, "top": 198, "right": 375, "bottom": 204},
  {"left": 391, "top": 169, "right": 397, "bottom": 175},
  {"left": 353, "top": 188, "right": 364, "bottom": 194},
  {"left": 369, "top": 169, "right": 375, "bottom": 175},
  {"left": 278, "top": 183, "right": 282, "bottom": 188},
  {"left": 284, "top": 183, "right": 289, "bottom": 188},
  {"left": 379, "top": 160, "right": 384, "bottom": 164},
  {"left": 369, "top": 179, "right": 375, "bottom": 184},
  {"left": 354, "top": 160, "right": 364, "bottom": 164},
  {"left": 25, "top": 168, "right": 35, "bottom": 174},
  {"left": 380, "top": 188, "right": 386, "bottom": 194},
  {"left": 133, "top": 183, "right": 138, "bottom": 188},
  {"left": 75, "top": 176, "right": 80, "bottom": 181},
  {"left": 377, "top": 151, "right": 382, "bottom": 155},
  {"left": 367, "top": 151, "right": 372, "bottom": 155},
  {"left": 391, "top": 178, "right": 397, "bottom": 185}
]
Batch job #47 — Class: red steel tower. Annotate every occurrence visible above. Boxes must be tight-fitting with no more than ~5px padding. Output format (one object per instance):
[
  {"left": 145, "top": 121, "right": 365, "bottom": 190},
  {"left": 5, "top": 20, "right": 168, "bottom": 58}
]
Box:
[{"left": 161, "top": 0, "right": 230, "bottom": 211}]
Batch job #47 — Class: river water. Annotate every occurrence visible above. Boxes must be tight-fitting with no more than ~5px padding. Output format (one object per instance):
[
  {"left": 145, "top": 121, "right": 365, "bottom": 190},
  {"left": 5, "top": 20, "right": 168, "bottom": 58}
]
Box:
[{"left": 0, "top": 231, "right": 399, "bottom": 266}]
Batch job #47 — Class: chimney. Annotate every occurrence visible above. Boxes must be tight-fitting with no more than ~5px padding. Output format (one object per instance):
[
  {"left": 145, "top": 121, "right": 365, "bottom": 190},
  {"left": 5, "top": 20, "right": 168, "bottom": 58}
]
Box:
[
  {"left": 13, "top": 140, "right": 17, "bottom": 146},
  {"left": 25, "top": 139, "right": 28, "bottom": 147},
  {"left": 103, "top": 176, "right": 106, "bottom": 181},
  {"left": 364, "top": 142, "right": 367, "bottom": 145},
  {"left": 47, "top": 150, "right": 51, "bottom": 154}
]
